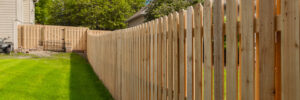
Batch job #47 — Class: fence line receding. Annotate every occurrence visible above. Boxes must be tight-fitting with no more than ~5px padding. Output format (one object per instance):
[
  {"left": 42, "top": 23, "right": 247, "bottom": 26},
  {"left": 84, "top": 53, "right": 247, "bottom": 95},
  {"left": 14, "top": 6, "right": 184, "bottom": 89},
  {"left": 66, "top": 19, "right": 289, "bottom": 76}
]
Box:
[{"left": 86, "top": 0, "right": 299, "bottom": 100}]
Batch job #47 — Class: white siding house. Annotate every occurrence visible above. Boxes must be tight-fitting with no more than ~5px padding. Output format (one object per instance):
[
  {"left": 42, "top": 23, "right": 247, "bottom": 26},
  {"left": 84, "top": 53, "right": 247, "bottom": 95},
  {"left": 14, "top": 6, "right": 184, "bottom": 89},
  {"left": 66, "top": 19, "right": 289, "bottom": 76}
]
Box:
[{"left": 0, "top": 0, "right": 37, "bottom": 49}]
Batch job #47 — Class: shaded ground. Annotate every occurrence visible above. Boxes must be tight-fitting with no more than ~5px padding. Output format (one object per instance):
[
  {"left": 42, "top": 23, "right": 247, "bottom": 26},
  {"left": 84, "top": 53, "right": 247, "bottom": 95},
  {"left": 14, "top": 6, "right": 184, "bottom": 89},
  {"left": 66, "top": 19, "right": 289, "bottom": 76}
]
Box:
[{"left": 0, "top": 53, "right": 113, "bottom": 100}]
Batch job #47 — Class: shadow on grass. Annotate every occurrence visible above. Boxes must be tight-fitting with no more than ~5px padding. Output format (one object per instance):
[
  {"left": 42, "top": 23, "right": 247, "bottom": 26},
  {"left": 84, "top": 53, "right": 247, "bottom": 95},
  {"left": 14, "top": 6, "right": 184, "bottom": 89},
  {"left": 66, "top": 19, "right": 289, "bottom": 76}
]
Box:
[{"left": 70, "top": 53, "right": 113, "bottom": 100}]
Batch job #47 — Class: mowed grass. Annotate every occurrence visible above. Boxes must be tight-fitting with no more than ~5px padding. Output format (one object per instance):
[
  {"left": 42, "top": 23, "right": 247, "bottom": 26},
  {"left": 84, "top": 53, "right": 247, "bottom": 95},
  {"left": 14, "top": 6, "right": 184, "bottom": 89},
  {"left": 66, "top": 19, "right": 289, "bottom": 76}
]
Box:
[{"left": 0, "top": 53, "right": 113, "bottom": 100}]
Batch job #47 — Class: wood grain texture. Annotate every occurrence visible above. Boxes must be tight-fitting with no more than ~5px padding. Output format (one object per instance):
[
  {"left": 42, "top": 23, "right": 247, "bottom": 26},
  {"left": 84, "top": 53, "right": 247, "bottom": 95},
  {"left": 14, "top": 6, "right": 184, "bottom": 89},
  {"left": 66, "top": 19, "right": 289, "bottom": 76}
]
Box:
[
  {"left": 167, "top": 13, "right": 174, "bottom": 100},
  {"left": 179, "top": 9, "right": 187, "bottom": 100},
  {"left": 226, "top": 0, "right": 238, "bottom": 100},
  {"left": 173, "top": 12, "right": 180, "bottom": 100},
  {"left": 259, "top": 0, "right": 276, "bottom": 99},
  {"left": 194, "top": 3, "right": 203, "bottom": 100},
  {"left": 162, "top": 16, "right": 168, "bottom": 100},
  {"left": 153, "top": 19, "right": 158, "bottom": 100},
  {"left": 203, "top": 0, "right": 212, "bottom": 100},
  {"left": 186, "top": 6, "right": 194, "bottom": 100},
  {"left": 240, "top": 0, "right": 255, "bottom": 99},
  {"left": 157, "top": 18, "right": 162, "bottom": 100},
  {"left": 213, "top": 0, "right": 224, "bottom": 99},
  {"left": 142, "top": 24, "right": 145, "bottom": 100},
  {"left": 281, "top": 0, "right": 300, "bottom": 100},
  {"left": 146, "top": 22, "right": 151, "bottom": 100},
  {"left": 150, "top": 21, "right": 154, "bottom": 100}
]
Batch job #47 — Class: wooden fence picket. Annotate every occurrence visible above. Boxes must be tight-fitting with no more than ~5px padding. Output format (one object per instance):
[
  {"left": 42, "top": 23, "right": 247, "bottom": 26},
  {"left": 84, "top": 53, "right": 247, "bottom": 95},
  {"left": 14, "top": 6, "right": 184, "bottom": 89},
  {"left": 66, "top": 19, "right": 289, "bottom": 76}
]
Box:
[
  {"left": 240, "top": 0, "right": 255, "bottom": 99},
  {"left": 179, "top": 9, "right": 186, "bottom": 100},
  {"left": 213, "top": 0, "right": 224, "bottom": 99},
  {"left": 173, "top": 12, "right": 180, "bottom": 100},
  {"left": 194, "top": 3, "right": 203, "bottom": 100},
  {"left": 226, "top": 0, "right": 238, "bottom": 99},
  {"left": 203, "top": 1, "right": 212, "bottom": 100},
  {"left": 167, "top": 13, "right": 174, "bottom": 100},
  {"left": 258, "top": 0, "right": 276, "bottom": 99},
  {"left": 157, "top": 18, "right": 162, "bottom": 100},
  {"left": 186, "top": 6, "right": 194, "bottom": 100},
  {"left": 162, "top": 16, "right": 168, "bottom": 100},
  {"left": 281, "top": 0, "right": 300, "bottom": 100}
]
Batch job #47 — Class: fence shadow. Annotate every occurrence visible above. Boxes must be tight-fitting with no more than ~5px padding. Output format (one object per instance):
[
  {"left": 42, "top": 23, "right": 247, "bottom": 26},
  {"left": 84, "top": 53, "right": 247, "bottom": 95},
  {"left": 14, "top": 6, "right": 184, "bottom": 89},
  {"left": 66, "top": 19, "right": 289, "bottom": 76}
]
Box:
[{"left": 69, "top": 53, "right": 113, "bottom": 100}]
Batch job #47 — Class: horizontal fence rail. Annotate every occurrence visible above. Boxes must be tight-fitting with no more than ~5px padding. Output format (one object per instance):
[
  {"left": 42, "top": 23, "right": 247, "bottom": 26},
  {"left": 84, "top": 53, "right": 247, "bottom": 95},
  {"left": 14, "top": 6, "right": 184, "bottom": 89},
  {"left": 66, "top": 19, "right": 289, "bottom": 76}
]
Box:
[
  {"left": 87, "top": 0, "right": 299, "bottom": 100},
  {"left": 18, "top": 25, "right": 109, "bottom": 52}
]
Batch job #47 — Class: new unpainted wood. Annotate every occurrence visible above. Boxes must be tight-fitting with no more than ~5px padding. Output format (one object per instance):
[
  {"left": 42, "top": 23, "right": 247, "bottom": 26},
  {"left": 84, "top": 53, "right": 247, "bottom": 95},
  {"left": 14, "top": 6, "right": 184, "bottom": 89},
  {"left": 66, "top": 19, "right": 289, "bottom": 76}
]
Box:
[
  {"left": 157, "top": 18, "right": 162, "bottom": 100},
  {"left": 186, "top": 6, "right": 194, "bottom": 100},
  {"left": 162, "top": 16, "right": 168, "bottom": 100},
  {"left": 167, "top": 13, "right": 174, "bottom": 100},
  {"left": 179, "top": 9, "right": 187, "bottom": 100},
  {"left": 259, "top": 0, "right": 276, "bottom": 99},
  {"left": 203, "top": 1, "right": 212, "bottom": 100},
  {"left": 150, "top": 21, "right": 154, "bottom": 100},
  {"left": 173, "top": 12, "right": 180, "bottom": 100},
  {"left": 153, "top": 19, "right": 158, "bottom": 100},
  {"left": 213, "top": 0, "right": 224, "bottom": 99},
  {"left": 194, "top": 3, "right": 203, "bottom": 100},
  {"left": 226, "top": 0, "right": 238, "bottom": 100},
  {"left": 281, "top": 0, "right": 300, "bottom": 100},
  {"left": 241, "top": 0, "right": 255, "bottom": 100}
]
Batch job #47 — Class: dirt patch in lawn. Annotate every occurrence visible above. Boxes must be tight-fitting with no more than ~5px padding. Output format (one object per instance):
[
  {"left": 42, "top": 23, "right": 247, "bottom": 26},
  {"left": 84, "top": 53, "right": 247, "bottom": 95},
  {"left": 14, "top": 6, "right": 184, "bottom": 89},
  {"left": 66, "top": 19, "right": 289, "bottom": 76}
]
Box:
[{"left": 28, "top": 51, "right": 58, "bottom": 57}]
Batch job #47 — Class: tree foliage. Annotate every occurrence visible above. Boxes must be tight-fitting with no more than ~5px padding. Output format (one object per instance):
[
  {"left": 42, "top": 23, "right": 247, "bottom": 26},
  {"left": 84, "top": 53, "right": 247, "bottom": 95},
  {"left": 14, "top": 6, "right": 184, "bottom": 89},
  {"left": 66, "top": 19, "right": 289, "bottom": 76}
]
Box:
[
  {"left": 145, "top": 0, "right": 203, "bottom": 21},
  {"left": 35, "top": 0, "right": 145, "bottom": 30},
  {"left": 35, "top": 0, "right": 52, "bottom": 24}
]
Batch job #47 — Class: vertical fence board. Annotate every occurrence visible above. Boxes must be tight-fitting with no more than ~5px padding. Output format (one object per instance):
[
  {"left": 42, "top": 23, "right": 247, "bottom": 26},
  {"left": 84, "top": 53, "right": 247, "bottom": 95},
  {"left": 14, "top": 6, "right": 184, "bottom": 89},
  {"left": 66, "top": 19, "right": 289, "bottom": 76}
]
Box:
[
  {"left": 203, "top": 1, "right": 213, "bottom": 100},
  {"left": 153, "top": 19, "right": 160, "bottom": 99},
  {"left": 167, "top": 13, "right": 174, "bottom": 100},
  {"left": 240, "top": 0, "right": 255, "bottom": 100},
  {"left": 157, "top": 18, "right": 162, "bottom": 100},
  {"left": 146, "top": 22, "right": 150, "bottom": 100},
  {"left": 186, "top": 6, "right": 194, "bottom": 100},
  {"left": 179, "top": 9, "right": 187, "bottom": 100},
  {"left": 226, "top": 0, "right": 238, "bottom": 99},
  {"left": 213, "top": 0, "right": 224, "bottom": 99},
  {"left": 194, "top": 3, "right": 203, "bottom": 100},
  {"left": 259, "top": 0, "right": 276, "bottom": 99},
  {"left": 281, "top": 0, "right": 300, "bottom": 100},
  {"left": 162, "top": 16, "right": 168, "bottom": 100},
  {"left": 173, "top": 12, "right": 180, "bottom": 100},
  {"left": 150, "top": 21, "right": 154, "bottom": 100}
]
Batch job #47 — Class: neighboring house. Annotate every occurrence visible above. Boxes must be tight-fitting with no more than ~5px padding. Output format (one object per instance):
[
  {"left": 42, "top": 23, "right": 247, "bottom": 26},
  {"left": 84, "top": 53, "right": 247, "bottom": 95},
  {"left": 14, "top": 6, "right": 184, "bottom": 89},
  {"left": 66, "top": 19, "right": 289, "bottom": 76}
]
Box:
[
  {"left": 126, "top": 7, "right": 147, "bottom": 28},
  {"left": 0, "top": 0, "right": 38, "bottom": 49},
  {"left": 126, "top": 0, "right": 153, "bottom": 27}
]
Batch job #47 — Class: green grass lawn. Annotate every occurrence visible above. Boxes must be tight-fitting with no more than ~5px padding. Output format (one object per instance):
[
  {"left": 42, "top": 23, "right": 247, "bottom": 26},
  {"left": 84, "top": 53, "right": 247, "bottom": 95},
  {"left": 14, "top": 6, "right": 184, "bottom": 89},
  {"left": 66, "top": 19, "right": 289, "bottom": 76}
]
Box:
[{"left": 0, "top": 53, "right": 113, "bottom": 100}]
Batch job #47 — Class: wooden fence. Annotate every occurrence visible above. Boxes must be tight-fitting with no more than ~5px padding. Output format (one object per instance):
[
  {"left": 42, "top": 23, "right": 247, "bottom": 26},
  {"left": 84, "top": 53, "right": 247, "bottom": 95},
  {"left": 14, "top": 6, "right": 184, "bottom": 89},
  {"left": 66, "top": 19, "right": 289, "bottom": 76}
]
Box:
[
  {"left": 87, "top": 0, "right": 299, "bottom": 100},
  {"left": 18, "top": 25, "right": 109, "bottom": 52}
]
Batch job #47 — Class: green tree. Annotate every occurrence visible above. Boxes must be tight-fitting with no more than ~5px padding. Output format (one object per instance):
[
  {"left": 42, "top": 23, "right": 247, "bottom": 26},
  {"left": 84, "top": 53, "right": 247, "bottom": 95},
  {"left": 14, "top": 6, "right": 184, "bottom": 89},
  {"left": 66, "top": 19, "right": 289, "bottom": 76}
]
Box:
[
  {"left": 36, "top": 0, "right": 146, "bottom": 30},
  {"left": 35, "top": 0, "right": 52, "bottom": 24},
  {"left": 145, "top": 0, "right": 203, "bottom": 21}
]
